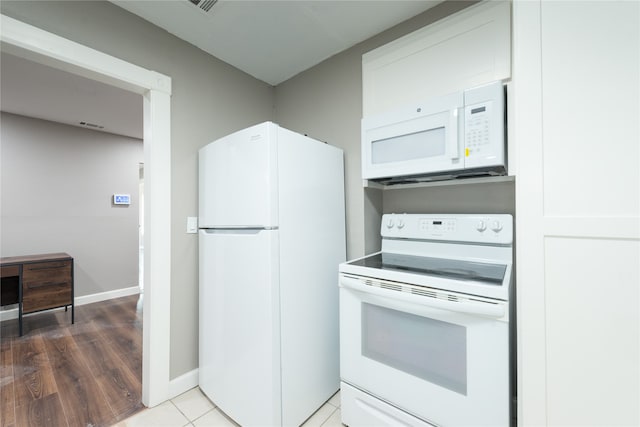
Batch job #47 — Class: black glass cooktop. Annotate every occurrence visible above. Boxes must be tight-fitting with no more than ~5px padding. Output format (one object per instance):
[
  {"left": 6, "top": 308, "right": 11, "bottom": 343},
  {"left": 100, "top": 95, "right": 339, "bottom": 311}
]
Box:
[{"left": 348, "top": 252, "right": 506, "bottom": 285}]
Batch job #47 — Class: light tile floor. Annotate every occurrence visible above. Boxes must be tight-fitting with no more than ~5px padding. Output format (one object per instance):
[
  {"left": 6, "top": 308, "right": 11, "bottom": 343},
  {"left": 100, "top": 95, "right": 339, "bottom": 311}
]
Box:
[{"left": 114, "top": 387, "right": 343, "bottom": 427}]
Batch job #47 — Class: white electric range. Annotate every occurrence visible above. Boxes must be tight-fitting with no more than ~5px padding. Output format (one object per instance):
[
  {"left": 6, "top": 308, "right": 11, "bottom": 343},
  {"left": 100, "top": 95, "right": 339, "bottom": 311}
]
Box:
[{"left": 339, "top": 213, "right": 515, "bottom": 426}]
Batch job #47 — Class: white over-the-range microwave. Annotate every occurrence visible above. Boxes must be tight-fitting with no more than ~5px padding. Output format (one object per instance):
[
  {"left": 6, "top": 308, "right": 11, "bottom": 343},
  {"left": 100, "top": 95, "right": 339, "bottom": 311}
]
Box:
[{"left": 362, "top": 80, "right": 506, "bottom": 184}]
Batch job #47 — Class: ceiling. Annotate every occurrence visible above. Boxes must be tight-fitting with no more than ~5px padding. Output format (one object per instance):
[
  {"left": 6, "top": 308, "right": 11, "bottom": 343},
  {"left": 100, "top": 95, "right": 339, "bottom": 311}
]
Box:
[
  {"left": 1, "top": 1, "right": 441, "bottom": 138},
  {"left": 111, "top": 0, "right": 442, "bottom": 86},
  {"left": 1, "top": 52, "right": 144, "bottom": 139}
]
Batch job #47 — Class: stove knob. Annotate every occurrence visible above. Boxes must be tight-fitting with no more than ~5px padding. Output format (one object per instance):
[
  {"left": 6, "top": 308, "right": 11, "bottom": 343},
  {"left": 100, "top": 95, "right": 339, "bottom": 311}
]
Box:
[
  {"left": 491, "top": 220, "right": 503, "bottom": 232},
  {"left": 386, "top": 217, "right": 395, "bottom": 228},
  {"left": 476, "top": 220, "right": 487, "bottom": 232},
  {"left": 397, "top": 218, "right": 405, "bottom": 229}
]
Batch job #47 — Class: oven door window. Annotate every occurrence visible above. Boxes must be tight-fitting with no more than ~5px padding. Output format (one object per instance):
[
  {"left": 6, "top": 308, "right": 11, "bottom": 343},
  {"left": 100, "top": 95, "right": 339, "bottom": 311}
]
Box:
[{"left": 362, "top": 302, "right": 467, "bottom": 395}]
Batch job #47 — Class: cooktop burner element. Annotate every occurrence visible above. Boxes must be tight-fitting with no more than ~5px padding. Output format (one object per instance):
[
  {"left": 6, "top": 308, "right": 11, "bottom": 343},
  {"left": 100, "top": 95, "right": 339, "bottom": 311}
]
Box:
[{"left": 347, "top": 252, "right": 507, "bottom": 285}]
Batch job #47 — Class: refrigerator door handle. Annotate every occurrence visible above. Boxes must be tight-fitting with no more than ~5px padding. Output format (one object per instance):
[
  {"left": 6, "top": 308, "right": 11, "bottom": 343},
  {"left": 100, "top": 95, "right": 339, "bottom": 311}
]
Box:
[{"left": 200, "top": 227, "right": 278, "bottom": 235}]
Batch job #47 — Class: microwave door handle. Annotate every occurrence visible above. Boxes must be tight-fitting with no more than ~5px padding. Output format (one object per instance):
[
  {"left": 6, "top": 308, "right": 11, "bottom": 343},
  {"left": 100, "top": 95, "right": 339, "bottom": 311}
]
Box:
[
  {"left": 340, "top": 276, "right": 505, "bottom": 318},
  {"left": 449, "top": 108, "right": 460, "bottom": 160}
]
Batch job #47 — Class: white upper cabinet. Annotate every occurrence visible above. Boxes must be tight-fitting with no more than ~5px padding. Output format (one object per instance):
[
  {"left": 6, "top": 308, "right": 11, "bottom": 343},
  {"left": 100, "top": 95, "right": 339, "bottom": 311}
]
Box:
[{"left": 362, "top": 1, "right": 511, "bottom": 117}]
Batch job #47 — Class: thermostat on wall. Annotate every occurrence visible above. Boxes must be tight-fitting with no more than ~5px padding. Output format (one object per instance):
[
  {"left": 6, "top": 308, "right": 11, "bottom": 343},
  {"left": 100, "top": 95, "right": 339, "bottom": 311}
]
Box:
[{"left": 113, "top": 194, "right": 131, "bottom": 205}]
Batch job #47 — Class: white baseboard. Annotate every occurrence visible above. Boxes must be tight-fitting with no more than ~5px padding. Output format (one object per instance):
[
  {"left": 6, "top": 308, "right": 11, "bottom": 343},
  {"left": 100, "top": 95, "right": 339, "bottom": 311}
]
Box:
[
  {"left": 0, "top": 285, "right": 141, "bottom": 322},
  {"left": 168, "top": 368, "right": 199, "bottom": 399},
  {"left": 76, "top": 285, "right": 140, "bottom": 306}
]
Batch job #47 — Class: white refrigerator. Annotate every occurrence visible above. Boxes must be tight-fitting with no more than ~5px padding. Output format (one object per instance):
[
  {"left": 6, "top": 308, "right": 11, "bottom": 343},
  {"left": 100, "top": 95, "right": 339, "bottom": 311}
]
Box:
[{"left": 198, "top": 121, "right": 346, "bottom": 426}]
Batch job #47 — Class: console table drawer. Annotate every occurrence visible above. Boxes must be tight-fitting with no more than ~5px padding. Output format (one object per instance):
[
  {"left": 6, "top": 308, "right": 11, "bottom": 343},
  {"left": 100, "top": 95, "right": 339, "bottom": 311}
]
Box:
[
  {"left": 22, "top": 281, "right": 72, "bottom": 312},
  {"left": 22, "top": 260, "right": 73, "bottom": 313},
  {"left": 1, "top": 265, "right": 20, "bottom": 278},
  {"left": 22, "top": 260, "right": 71, "bottom": 282}
]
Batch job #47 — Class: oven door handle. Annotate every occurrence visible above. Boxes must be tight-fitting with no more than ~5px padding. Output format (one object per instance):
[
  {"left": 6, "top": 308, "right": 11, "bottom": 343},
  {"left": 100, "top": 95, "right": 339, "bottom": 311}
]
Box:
[{"left": 340, "top": 276, "right": 505, "bottom": 318}]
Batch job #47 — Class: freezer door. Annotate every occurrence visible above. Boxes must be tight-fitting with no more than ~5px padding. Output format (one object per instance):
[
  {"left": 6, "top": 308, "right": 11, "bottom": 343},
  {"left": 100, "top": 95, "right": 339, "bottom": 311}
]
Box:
[
  {"left": 198, "top": 228, "right": 281, "bottom": 426},
  {"left": 199, "top": 122, "right": 278, "bottom": 228}
]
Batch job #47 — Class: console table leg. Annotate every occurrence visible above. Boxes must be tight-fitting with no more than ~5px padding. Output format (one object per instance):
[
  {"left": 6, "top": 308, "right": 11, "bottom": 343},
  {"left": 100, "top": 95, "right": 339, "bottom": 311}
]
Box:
[{"left": 19, "top": 303, "right": 23, "bottom": 336}]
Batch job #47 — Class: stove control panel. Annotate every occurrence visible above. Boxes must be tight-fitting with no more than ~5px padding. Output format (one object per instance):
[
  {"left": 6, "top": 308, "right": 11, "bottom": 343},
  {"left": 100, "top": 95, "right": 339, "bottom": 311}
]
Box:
[{"left": 382, "top": 213, "right": 513, "bottom": 244}]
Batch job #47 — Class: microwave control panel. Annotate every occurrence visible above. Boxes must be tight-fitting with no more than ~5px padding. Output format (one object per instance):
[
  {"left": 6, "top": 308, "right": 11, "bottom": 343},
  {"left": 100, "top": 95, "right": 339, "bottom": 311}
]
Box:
[
  {"left": 463, "top": 80, "right": 505, "bottom": 168},
  {"left": 464, "top": 102, "right": 492, "bottom": 157}
]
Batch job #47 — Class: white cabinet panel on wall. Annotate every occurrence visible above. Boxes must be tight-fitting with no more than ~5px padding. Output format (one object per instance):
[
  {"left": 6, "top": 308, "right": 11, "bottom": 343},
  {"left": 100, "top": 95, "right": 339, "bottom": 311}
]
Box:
[
  {"left": 545, "top": 237, "right": 639, "bottom": 426},
  {"left": 514, "top": 1, "right": 640, "bottom": 425},
  {"left": 362, "top": 0, "right": 511, "bottom": 117},
  {"left": 541, "top": 1, "right": 639, "bottom": 217},
  {"left": 539, "top": 9, "right": 640, "bottom": 424}
]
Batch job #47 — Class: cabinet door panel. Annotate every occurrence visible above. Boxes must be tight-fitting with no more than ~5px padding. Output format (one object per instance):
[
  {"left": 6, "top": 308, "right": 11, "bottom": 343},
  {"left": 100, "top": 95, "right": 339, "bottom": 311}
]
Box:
[
  {"left": 363, "top": 1, "right": 511, "bottom": 116},
  {"left": 541, "top": 1, "right": 639, "bottom": 217},
  {"left": 545, "top": 237, "right": 639, "bottom": 425}
]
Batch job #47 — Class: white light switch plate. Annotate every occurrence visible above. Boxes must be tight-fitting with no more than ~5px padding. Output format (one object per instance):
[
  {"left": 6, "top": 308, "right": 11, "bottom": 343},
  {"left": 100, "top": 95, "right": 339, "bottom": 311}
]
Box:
[{"left": 187, "top": 216, "right": 198, "bottom": 234}]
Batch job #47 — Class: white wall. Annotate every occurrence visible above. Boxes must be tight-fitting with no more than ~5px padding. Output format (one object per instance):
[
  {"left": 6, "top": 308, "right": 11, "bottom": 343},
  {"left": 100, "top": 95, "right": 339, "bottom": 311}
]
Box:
[{"left": 0, "top": 112, "right": 142, "bottom": 297}]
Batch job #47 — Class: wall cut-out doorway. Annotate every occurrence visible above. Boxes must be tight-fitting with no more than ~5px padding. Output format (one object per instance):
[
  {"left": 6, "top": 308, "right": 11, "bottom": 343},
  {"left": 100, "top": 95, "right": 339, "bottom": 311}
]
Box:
[
  {"left": 139, "top": 162, "right": 144, "bottom": 292},
  {"left": 0, "top": 14, "right": 173, "bottom": 407}
]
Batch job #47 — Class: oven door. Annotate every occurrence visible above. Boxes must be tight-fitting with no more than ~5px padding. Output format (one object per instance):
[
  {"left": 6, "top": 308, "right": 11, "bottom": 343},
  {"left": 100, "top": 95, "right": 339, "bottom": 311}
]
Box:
[{"left": 339, "top": 275, "right": 509, "bottom": 427}]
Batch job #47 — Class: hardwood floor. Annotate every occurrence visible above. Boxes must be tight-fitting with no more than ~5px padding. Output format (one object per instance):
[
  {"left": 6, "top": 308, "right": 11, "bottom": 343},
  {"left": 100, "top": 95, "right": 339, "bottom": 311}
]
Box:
[{"left": 0, "top": 294, "right": 144, "bottom": 427}]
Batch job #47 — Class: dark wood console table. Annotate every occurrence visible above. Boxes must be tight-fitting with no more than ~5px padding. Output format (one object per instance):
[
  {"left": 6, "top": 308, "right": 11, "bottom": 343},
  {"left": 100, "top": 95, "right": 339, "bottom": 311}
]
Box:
[{"left": 0, "top": 252, "right": 74, "bottom": 336}]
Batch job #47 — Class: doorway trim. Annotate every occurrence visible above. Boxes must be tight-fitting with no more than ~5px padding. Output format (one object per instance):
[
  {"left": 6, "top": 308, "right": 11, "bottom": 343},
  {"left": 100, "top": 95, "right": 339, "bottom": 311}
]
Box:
[{"left": 1, "top": 14, "right": 172, "bottom": 407}]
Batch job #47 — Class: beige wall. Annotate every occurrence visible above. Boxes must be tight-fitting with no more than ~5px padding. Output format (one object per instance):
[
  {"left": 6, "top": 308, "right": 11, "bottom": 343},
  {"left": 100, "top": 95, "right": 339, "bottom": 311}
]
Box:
[
  {"left": 274, "top": 1, "right": 479, "bottom": 259},
  {"left": 0, "top": 112, "right": 143, "bottom": 297},
  {"left": 1, "top": 0, "right": 506, "bottom": 384},
  {"left": 0, "top": 0, "right": 275, "bottom": 379}
]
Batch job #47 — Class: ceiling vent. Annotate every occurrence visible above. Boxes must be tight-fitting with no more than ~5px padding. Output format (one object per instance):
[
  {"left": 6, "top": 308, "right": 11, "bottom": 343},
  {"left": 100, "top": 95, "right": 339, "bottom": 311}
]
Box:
[
  {"left": 188, "top": 0, "right": 218, "bottom": 13},
  {"left": 79, "top": 121, "right": 104, "bottom": 130}
]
